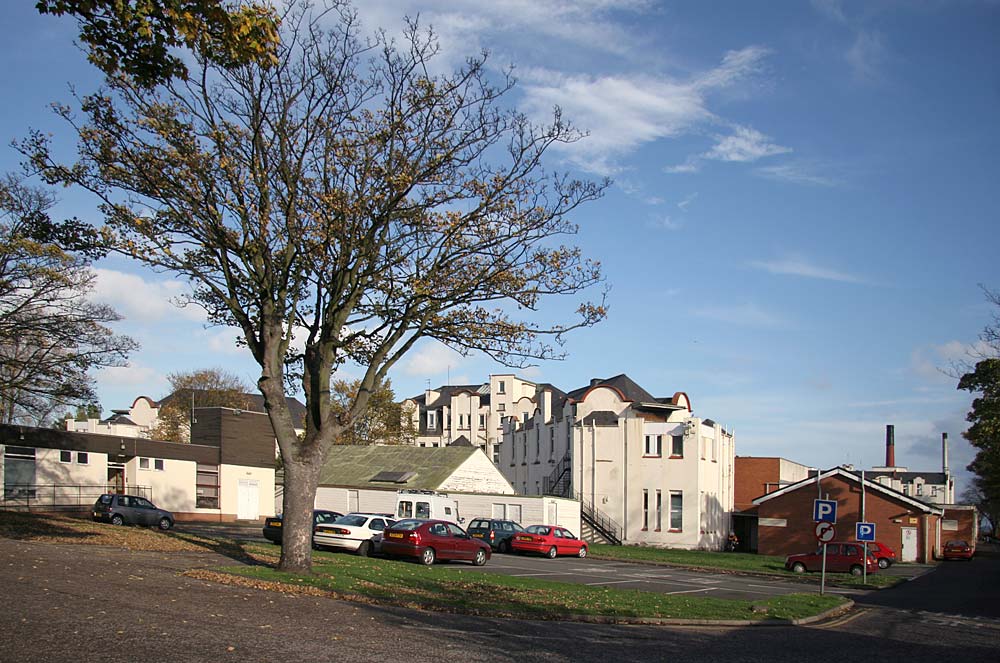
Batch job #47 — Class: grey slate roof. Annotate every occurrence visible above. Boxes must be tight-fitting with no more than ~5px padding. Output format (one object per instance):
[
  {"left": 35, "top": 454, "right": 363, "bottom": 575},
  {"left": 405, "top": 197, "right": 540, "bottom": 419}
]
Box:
[
  {"left": 582, "top": 410, "right": 619, "bottom": 426},
  {"left": 318, "top": 445, "right": 478, "bottom": 490},
  {"left": 566, "top": 374, "right": 660, "bottom": 404},
  {"left": 448, "top": 435, "right": 474, "bottom": 447}
]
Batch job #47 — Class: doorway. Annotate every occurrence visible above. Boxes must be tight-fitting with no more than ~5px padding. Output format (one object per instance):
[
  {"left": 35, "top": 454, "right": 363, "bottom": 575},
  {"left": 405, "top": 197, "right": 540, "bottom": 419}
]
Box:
[
  {"left": 107, "top": 463, "right": 125, "bottom": 494},
  {"left": 237, "top": 479, "right": 260, "bottom": 520},
  {"left": 901, "top": 527, "right": 918, "bottom": 561}
]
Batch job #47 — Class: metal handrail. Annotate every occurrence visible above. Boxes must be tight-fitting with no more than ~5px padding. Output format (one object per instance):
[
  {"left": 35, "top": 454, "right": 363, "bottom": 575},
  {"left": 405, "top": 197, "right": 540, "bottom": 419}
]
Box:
[
  {"left": 1, "top": 483, "right": 152, "bottom": 510},
  {"left": 575, "top": 490, "right": 623, "bottom": 545}
]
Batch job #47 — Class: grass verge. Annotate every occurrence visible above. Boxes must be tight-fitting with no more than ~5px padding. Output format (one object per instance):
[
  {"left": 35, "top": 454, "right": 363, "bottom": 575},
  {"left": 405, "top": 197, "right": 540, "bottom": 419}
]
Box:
[
  {"left": 589, "top": 544, "right": 903, "bottom": 588},
  {"left": 209, "top": 548, "right": 847, "bottom": 622}
]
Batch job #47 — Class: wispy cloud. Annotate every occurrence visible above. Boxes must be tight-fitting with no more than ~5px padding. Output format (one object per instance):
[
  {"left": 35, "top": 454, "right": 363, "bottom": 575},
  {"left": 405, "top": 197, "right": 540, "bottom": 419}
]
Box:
[
  {"left": 519, "top": 46, "right": 772, "bottom": 174},
  {"left": 693, "top": 302, "right": 786, "bottom": 328},
  {"left": 754, "top": 163, "right": 840, "bottom": 187},
  {"left": 647, "top": 214, "right": 682, "bottom": 231},
  {"left": 704, "top": 125, "right": 791, "bottom": 162},
  {"left": 846, "top": 29, "right": 888, "bottom": 82},
  {"left": 677, "top": 192, "right": 698, "bottom": 210},
  {"left": 749, "top": 256, "right": 867, "bottom": 284}
]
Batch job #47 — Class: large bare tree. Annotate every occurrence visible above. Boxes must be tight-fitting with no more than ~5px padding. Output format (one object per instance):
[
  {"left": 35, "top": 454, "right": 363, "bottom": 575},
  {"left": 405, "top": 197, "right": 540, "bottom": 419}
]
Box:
[{"left": 25, "top": 1, "right": 607, "bottom": 572}]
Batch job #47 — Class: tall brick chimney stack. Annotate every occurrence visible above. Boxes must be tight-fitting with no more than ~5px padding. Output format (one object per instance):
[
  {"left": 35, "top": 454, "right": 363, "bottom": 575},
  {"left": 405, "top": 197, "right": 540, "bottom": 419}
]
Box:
[{"left": 885, "top": 424, "right": 895, "bottom": 467}]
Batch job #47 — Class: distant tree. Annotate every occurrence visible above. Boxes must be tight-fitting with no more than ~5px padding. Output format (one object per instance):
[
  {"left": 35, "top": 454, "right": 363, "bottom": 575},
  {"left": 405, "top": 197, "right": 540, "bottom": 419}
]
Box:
[
  {"left": 151, "top": 368, "right": 253, "bottom": 442},
  {"left": 331, "top": 377, "right": 415, "bottom": 446},
  {"left": 26, "top": 1, "right": 607, "bottom": 573},
  {"left": 0, "top": 175, "right": 136, "bottom": 425},
  {"left": 959, "top": 358, "right": 1000, "bottom": 525},
  {"left": 36, "top": 0, "right": 280, "bottom": 87},
  {"left": 75, "top": 403, "right": 102, "bottom": 420},
  {"left": 961, "top": 479, "right": 998, "bottom": 537}
]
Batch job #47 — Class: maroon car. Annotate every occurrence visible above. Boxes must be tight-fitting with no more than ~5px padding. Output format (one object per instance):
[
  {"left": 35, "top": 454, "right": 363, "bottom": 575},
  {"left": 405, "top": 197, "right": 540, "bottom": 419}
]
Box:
[
  {"left": 942, "top": 539, "right": 974, "bottom": 560},
  {"left": 381, "top": 519, "right": 491, "bottom": 566},
  {"left": 785, "top": 541, "right": 879, "bottom": 576}
]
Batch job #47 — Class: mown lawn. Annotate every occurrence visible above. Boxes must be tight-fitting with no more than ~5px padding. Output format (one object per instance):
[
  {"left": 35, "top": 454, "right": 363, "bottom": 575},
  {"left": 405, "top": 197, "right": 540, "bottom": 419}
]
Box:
[
  {"left": 212, "top": 547, "right": 846, "bottom": 622},
  {"left": 589, "top": 544, "right": 902, "bottom": 588}
]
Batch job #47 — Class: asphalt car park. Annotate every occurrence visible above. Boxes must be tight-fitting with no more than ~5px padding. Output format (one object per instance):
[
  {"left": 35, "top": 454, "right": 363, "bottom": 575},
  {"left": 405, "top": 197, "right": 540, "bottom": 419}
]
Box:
[{"left": 449, "top": 552, "right": 874, "bottom": 600}]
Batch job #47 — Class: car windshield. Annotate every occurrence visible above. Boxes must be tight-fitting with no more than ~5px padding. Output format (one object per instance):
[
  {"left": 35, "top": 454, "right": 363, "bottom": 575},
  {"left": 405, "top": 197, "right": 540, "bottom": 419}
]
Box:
[
  {"left": 335, "top": 515, "right": 370, "bottom": 527},
  {"left": 389, "top": 519, "right": 424, "bottom": 531},
  {"left": 946, "top": 540, "right": 967, "bottom": 547},
  {"left": 526, "top": 525, "right": 549, "bottom": 535}
]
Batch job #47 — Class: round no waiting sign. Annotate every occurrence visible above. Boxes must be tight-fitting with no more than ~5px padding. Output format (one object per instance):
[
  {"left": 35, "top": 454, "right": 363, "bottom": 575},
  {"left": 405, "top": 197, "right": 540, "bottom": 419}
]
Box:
[{"left": 815, "top": 521, "right": 836, "bottom": 543}]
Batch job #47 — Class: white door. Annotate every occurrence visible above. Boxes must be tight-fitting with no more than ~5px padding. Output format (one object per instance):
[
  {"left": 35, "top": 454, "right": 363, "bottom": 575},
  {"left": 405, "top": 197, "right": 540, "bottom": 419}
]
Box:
[
  {"left": 492, "top": 503, "right": 506, "bottom": 519},
  {"left": 901, "top": 527, "right": 918, "bottom": 561},
  {"left": 508, "top": 504, "right": 522, "bottom": 524},
  {"left": 237, "top": 479, "right": 260, "bottom": 520},
  {"left": 348, "top": 490, "right": 359, "bottom": 513},
  {"left": 547, "top": 501, "right": 557, "bottom": 525}
]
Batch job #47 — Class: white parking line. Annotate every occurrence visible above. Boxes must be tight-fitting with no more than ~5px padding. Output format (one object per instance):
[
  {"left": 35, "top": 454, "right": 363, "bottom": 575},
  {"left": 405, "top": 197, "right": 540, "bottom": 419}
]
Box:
[
  {"left": 585, "top": 580, "right": 640, "bottom": 586},
  {"left": 665, "top": 588, "right": 715, "bottom": 595}
]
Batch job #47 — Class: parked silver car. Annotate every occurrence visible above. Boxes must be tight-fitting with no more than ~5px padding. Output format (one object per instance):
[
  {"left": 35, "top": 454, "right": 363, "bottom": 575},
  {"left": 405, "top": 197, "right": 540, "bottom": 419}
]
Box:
[{"left": 92, "top": 493, "right": 174, "bottom": 530}]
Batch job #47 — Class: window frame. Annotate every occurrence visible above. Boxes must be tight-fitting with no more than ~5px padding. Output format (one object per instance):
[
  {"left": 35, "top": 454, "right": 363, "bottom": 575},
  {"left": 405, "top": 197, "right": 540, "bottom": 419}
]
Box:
[{"left": 669, "top": 491, "right": 683, "bottom": 532}]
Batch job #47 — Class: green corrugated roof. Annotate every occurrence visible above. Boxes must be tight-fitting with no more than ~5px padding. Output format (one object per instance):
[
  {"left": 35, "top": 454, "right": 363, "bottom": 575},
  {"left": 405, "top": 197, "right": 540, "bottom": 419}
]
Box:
[{"left": 318, "top": 445, "right": 478, "bottom": 490}]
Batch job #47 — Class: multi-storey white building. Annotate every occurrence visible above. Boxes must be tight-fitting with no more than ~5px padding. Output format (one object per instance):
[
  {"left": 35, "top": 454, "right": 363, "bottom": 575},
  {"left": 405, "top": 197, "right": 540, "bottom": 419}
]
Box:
[
  {"left": 401, "top": 374, "right": 540, "bottom": 460},
  {"left": 499, "top": 374, "right": 735, "bottom": 550}
]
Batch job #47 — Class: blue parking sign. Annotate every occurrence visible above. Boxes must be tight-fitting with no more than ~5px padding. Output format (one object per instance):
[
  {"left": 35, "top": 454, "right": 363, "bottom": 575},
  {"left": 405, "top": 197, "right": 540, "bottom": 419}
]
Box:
[
  {"left": 856, "top": 522, "right": 876, "bottom": 542},
  {"left": 813, "top": 499, "right": 837, "bottom": 523}
]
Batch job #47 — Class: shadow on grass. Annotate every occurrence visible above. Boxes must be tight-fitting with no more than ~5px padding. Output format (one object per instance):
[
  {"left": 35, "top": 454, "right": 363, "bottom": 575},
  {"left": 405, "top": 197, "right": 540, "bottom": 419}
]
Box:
[{"left": 0, "top": 510, "right": 105, "bottom": 542}]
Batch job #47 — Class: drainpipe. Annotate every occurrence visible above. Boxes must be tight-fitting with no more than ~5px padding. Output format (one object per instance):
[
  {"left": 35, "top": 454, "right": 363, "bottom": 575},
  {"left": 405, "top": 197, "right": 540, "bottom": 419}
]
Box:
[
  {"left": 622, "top": 416, "right": 628, "bottom": 543},
  {"left": 590, "top": 420, "right": 596, "bottom": 517}
]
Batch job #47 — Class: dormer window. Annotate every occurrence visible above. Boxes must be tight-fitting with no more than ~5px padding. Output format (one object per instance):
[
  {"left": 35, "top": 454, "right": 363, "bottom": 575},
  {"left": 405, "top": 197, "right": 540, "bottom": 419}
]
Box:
[{"left": 427, "top": 410, "right": 437, "bottom": 429}]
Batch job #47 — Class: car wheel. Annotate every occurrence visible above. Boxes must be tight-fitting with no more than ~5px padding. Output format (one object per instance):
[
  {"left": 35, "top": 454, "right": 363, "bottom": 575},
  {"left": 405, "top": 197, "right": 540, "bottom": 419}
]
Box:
[
  {"left": 111, "top": 514, "right": 124, "bottom": 526},
  {"left": 357, "top": 541, "right": 371, "bottom": 557},
  {"left": 877, "top": 558, "right": 889, "bottom": 569},
  {"left": 578, "top": 546, "right": 588, "bottom": 558},
  {"left": 791, "top": 562, "right": 806, "bottom": 573},
  {"left": 499, "top": 539, "right": 511, "bottom": 554},
  {"left": 473, "top": 549, "right": 487, "bottom": 566},
  {"left": 421, "top": 547, "right": 436, "bottom": 566},
  {"left": 850, "top": 565, "right": 863, "bottom": 576},
  {"left": 158, "top": 517, "right": 172, "bottom": 531},
  {"left": 547, "top": 546, "right": 558, "bottom": 559}
]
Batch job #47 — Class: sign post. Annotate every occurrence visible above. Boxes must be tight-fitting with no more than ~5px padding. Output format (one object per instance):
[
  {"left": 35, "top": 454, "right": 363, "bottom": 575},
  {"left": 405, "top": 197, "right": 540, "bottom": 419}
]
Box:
[
  {"left": 856, "top": 521, "right": 876, "bottom": 585},
  {"left": 813, "top": 500, "right": 837, "bottom": 596}
]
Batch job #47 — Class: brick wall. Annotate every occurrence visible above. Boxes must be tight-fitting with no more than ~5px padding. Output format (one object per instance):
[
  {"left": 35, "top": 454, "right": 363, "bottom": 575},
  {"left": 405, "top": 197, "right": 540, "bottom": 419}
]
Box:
[
  {"left": 734, "top": 457, "right": 780, "bottom": 512},
  {"left": 756, "top": 472, "right": 940, "bottom": 563}
]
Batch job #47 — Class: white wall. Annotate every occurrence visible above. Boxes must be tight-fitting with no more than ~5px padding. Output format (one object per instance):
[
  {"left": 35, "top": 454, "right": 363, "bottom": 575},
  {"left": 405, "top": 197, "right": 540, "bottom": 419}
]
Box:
[{"left": 440, "top": 450, "right": 515, "bottom": 494}]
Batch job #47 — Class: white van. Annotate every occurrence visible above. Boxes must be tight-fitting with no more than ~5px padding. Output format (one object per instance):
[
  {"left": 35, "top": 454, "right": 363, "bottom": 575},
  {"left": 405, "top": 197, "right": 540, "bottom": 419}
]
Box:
[{"left": 395, "top": 490, "right": 462, "bottom": 524}]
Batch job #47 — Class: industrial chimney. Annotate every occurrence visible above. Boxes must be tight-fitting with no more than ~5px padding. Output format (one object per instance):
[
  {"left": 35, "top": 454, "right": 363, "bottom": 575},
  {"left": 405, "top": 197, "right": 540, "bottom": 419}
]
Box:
[
  {"left": 942, "top": 432, "right": 949, "bottom": 475},
  {"left": 885, "top": 424, "right": 895, "bottom": 467}
]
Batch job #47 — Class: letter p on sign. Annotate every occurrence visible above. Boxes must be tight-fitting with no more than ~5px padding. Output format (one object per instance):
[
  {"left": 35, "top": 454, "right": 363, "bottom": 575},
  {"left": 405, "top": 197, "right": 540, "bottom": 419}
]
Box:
[
  {"left": 856, "top": 522, "right": 876, "bottom": 542},
  {"left": 813, "top": 499, "right": 837, "bottom": 523}
]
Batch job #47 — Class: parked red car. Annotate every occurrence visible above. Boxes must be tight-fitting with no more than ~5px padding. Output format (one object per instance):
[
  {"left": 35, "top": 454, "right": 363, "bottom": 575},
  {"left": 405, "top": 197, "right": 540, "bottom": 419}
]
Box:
[
  {"left": 865, "top": 541, "right": 897, "bottom": 569},
  {"left": 511, "top": 525, "right": 588, "bottom": 559},
  {"left": 785, "top": 541, "right": 879, "bottom": 576},
  {"left": 381, "top": 519, "right": 490, "bottom": 566},
  {"left": 942, "top": 539, "right": 974, "bottom": 560}
]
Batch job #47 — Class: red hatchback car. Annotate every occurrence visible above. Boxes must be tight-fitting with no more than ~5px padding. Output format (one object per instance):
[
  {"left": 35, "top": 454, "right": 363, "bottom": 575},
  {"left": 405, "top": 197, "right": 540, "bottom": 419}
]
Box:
[
  {"left": 865, "top": 541, "right": 897, "bottom": 569},
  {"left": 381, "top": 519, "right": 491, "bottom": 566},
  {"left": 785, "top": 541, "right": 879, "bottom": 576},
  {"left": 511, "top": 525, "right": 588, "bottom": 558},
  {"left": 942, "top": 539, "right": 974, "bottom": 560}
]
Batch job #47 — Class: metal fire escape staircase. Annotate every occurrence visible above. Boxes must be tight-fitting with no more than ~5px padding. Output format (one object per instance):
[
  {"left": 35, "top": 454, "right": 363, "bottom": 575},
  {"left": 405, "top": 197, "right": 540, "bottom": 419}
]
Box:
[{"left": 542, "top": 454, "right": 623, "bottom": 545}]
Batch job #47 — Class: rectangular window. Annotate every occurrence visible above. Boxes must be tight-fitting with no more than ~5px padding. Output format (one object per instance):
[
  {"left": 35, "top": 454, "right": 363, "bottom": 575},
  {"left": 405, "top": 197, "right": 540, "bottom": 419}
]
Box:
[
  {"left": 497, "top": 403, "right": 505, "bottom": 412},
  {"left": 497, "top": 381, "right": 506, "bottom": 394},
  {"left": 642, "top": 489, "right": 649, "bottom": 530},
  {"left": 139, "top": 457, "right": 150, "bottom": 470},
  {"left": 700, "top": 438, "right": 707, "bottom": 460},
  {"left": 534, "top": 436, "right": 539, "bottom": 461},
  {"left": 479, "top": 414, "right": 486, "bottom": 429},
  {"left": 916, "top": 483, "right": 923, "bottom": 496},
  {"left": 142, "top": 458, "right": 165, "bottom": 472},
  {"left": 644, "top": 434, "right": 662, "bottom": 456},
  {"left": 196, "top": 463, "right": 219, "bottom": 508},
  {"left": 76, "top": 452, "right": 89, "bottom": 465},
  {"left": 427, "top": 410, "right": 437, "bottom": 429},
  {"left": 671, "top": 435, "right": 684, "bottom": 457},
  {"left": 669, "top": 491, "right": 683, "bottom": 531},
  {"left": 60, "top": 450, "right": 72, "bottom": 463},
  {"left": 549, "top": 428, "right": 555, "bottom": 457},
  {"left": 4, "top": 446, "right": 36, "bottom": 498},
  {"left": 711, "top": 438, "right": 717, "bottom": 462},
  {"left": 655, "top": 490, "right": 662, "bottom": 531}
]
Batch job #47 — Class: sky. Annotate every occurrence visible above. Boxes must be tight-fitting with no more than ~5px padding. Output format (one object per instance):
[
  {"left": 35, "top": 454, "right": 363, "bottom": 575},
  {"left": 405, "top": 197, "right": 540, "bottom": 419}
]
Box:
[{"left": 2, "top": 1, "right": 998, "bottom": 493}]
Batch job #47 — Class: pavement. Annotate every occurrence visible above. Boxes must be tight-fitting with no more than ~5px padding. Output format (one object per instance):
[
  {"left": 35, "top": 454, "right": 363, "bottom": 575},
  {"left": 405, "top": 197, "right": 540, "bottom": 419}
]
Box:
[{"left": 2, "top": 536, "right": 998, "bottom": 663}]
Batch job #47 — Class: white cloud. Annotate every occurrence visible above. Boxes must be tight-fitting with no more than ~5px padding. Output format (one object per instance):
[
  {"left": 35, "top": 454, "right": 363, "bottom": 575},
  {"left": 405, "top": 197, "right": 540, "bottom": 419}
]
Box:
[
  {"left": 693, "top": 302, "right": 786, "bottom": 328},
  {"left": 811, "top": 0, "right": 848, "bottom": 24},
  {"left": 754, "top": 163, "right": 840, "bottom": 187},
  {"left": 704, "top": 125, "right": 791, "bottom": 163},
  {"left": 519, "top": 46, "right": 772, "bottom": 174},
  {"left": 677, "top": 193, "right": 698, "bottom": 210},
  {"left": 400, "top": 341, "right": 468, "bottom": 377},
  {"left": 203, "top": 327, "right": 245, "bottom": 355},
  {"left": 98, "top": 363, "right": 166, "bottom": 391},
  {"left": 92, "top": 268, "right": 204, "bottom": 323},
  {"left": 910, "top": 340, "right": 992, "bottom": 383},
  {"left": 749, "top": 256, "right": 866, "bottom": 284}
]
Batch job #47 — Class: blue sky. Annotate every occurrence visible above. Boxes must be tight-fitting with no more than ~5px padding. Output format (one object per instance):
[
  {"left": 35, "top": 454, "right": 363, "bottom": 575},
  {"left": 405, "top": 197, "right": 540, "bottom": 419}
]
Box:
[{"left": 2, "top": 1, "right": 998, "bottom": 492}]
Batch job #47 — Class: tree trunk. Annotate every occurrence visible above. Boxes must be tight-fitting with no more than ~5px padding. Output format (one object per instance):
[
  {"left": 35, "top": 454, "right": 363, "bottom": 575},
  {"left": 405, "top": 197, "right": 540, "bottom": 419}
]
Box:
[{"left": 277, "top": 454, "right": 323, "bottom": 573}]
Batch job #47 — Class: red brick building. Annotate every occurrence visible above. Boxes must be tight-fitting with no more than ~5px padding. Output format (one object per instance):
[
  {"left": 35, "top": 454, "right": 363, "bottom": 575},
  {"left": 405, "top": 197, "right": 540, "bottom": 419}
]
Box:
[
  {"left": 752, "top": 467, "right": 944, "bottom": 563},
  {"left": 734, "top": 456, "right": 811, "bottom": 512}
]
